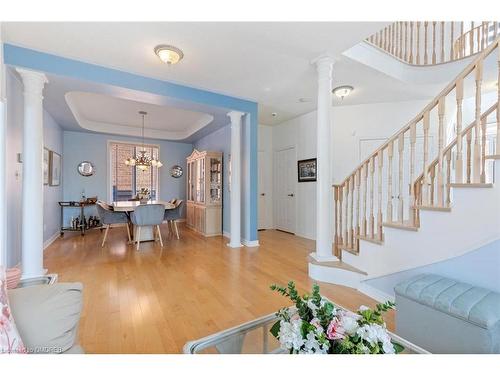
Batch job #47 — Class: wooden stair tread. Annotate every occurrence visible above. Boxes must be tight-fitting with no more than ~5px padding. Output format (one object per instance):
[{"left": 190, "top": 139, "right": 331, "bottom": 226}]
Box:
[
  {"left": 356, "top": 234, "right": 384, "bottom": 245},
  {"left": 307, "top": 256, "right": 367, "bottom": 275},
  {"left": 383, "top": 221, "right": 419, "bottom": 231},
  {"left": 449, "top": 183, "right": 493, "bottom": 188},
  {"left": 414, "top": 205, "right": 452, "bottom": 212},
  {"left": 485, "top": 155, "right": 500, "bottom": 160}
]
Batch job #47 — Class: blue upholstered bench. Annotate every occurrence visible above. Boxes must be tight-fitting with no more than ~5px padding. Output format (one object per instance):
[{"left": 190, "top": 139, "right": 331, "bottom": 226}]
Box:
[{"left": 395, "top": 274, "right": 500, "bottom": 353}]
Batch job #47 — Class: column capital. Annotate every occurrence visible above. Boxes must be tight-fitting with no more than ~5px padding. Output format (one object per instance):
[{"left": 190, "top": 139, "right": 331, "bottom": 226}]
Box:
[
  {"left": 16, "top": 68, "right": 48, "bottom": 95},
  {"left": 227, "top": 110, "right": 245, "bottom": 123},
  {"left": 311, "top": 54, "right": 336, "bottom": 70}
]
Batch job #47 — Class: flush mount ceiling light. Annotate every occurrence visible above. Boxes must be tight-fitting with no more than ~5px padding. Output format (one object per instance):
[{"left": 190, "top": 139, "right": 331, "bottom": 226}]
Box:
[
  {"left": 332, "top": 85, "right": 354, "bottom": 100},
  {"left": 154, "top": 45, "right": 184, "bottom": 65}
]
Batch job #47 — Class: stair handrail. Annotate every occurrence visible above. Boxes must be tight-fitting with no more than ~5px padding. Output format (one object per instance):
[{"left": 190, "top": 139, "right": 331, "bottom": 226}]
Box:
[{"left": 333, "top": 37, "right": 500, "bottom": 258}]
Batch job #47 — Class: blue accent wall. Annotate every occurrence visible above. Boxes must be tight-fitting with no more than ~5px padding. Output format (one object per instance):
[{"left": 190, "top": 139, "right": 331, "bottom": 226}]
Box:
[
  {"left": 62, "top": 131, "right": 193, "bottom": 226},
  {"left": 4, "top": 43, "right": 258, "bottom": 242}
]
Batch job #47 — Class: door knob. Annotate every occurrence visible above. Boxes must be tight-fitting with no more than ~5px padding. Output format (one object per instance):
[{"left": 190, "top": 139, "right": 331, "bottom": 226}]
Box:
[
  {"left": 260, "top": 193, "right": 266, "bottom": 196},
  {"left": 288, "top": 193, "right": 294, "bottom": 197}
]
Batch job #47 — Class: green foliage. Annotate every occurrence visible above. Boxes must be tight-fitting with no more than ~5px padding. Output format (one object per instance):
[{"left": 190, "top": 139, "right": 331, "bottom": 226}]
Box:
[
  {"left": 357, "top": 301, "right": 396, "bottom": 325},
  {"left": 270, "top": 320, "right": 281, "bottom": 339}
]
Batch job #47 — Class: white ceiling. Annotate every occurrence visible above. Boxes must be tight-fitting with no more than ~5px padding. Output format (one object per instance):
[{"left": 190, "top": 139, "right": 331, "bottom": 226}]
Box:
[
  {"left": 65, "top": 91, "right": 214, "bottom": 140},
  {"left": 2, "top": 21, "right": 427, "bottom": 125}
]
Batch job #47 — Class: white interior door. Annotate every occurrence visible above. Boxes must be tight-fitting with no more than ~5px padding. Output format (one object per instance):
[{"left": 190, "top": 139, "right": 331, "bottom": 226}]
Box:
[
  {"left": 274, "top": 147, "right": 296, "bottom": 233},
  {"left": 258, "top": 151, "right": 267, "bottom": 230}
]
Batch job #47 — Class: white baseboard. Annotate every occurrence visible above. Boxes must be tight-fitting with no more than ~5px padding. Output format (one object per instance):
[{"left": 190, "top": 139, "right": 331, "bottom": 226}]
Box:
[
  {"left": 223, "top": 231, "right": 260, "bottom": 247},
  {"left": 357, "top": 282, "right": 395, "bottom": 303},
  {"left": 43, "top": 232, "right": 60, "bottom": 250}
]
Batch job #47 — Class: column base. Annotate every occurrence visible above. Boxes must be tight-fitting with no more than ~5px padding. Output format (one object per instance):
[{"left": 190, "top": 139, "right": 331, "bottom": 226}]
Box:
[
  {"left": 21, "top": 268, "right": 48, "bottom": 281},
  {"left": 309, "top": 252, "right": 339, "bottom": 263},
  {"left": 227, "top": 242, "right": 243, "bottom": 248}
]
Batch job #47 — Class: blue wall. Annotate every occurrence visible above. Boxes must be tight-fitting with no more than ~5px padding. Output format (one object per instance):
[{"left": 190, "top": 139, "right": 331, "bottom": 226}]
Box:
[
  {"left": 62, "top": 131, "right": 193, "bottom": 225},
  {"left": 194, "top": 125, "right": 231, "bottom": 234},
  {"left": 366, "top": 239, "right": 500, "bottom": 297},
  {"left": 43, "top": 110, "right": 64, "bottom": 244}
]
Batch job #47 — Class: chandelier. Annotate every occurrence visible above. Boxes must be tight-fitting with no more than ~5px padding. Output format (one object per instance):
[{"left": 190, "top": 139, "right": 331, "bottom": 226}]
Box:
[{"left": 124, "top": 111, "right": 163, "bottom": 171}]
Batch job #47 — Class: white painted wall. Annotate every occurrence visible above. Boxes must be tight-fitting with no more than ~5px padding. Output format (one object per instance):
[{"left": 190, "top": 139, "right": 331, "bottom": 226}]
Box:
[
  {"left": 258, "top": 124, "right": 273, "bottom": 229},
  {"left": 269, "top": 99, "right": 429, "bottom": 240}
]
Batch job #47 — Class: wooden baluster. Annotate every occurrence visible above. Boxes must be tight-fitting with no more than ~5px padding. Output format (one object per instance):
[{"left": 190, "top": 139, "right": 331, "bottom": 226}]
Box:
[
  {"left": 396, "top": 22, "right": 400, "bottom": 58},
  {"left": 356, "top": 169, "right": 361, "bottom": 244},
  {"left": 495, "top": 22, "right": 499, "bottom": 39},
  {"left": 482, "top": 22, "right": 487, "bottom": 50},
  {"left": 473, "top": 61, "right": 483, "bottom": 183},
  {"left": 399, "top": 22, "right": 404, "bottom": 59},
  {"left": 344, "top": 179, "right": 349, "bottom": 246},
  {"left": 387, "top": 142, "right": 394, "bottom": 222},
  {"left": 440, "top": 21, "right": 445, "bottom": 63},
  {"left": 416, "top": 22, "right": 421, "bottom": 64},
  {"left": 384, "top": 27, "right": 388, "bottom": 51},
  {"left": 391, "top": 24, "right": 395, "bottom": 55},
  {"left": 446, "top": 151, "right": 452, "bottom": 207},
  {"left": 409, "top": 22, "right": 414, "bottom": 64},
  {"left": 466, "top": 131, "right": 472, "bottom": 183},
  {"left": 476, "top": 23, "right": 481, "bottom": 52},
  {"left": 338, "top": 185, "right": 344, "bottom": 247},
  {"left": 422, "top": 112, "right": 430, "bottom": 205},
  {"left": 430, "top": 167, "right": 436, "bottom": 205},
  {"left": 369, "top": 157, "right": 375, "bottom": 238},
  {"left": 377, "top": 151, "right": 383, "bottom": 241},
  {"left": 456, "top": 79, "right": 464, "bottom": 183},
  {"left": 375, "top": 30, "right": 380, "bottom": 47},
  {"left": 481, "top": 116, "right": 487, "bottom": 183},
  {"left": 437, "top": 97, "right": 445, "bottom": 206},
  {"left": 387, "top": 25, "right": 391, "bottom": 53},
  {"left": 432, "top": 21, "right": 437, "bottom": 64},
  {"left": 350, "top": 175, "right": 355, "bottom": 248},
  {"left": 424, "top": 21, "right": 429, "bottom": 64},
  {"left": 470, "top": 22, "right": 475, "bottom": 54},
  {"left": 398, "top": 133, "right": 405, "bottom": 223},
  {"left": 409, "top": 122, "right": 417, "bottom": 223},
  {"left": 362, "top": 163, "right": 368, "bottom": 236},
  {"left": 460, "top": 22, "right": 465, "bottom": 58},
  {"left": 334, "top": 185, "right": 340, "bottom": 256},
  {"left": 404, "top": 22, "right": 409, "bottom": 62},
  {"left": 450, "top": 22, "right": 454, "bottom": 61}
]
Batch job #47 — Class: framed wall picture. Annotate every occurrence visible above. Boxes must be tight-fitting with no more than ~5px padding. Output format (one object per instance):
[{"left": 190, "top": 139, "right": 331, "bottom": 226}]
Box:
[
  {"left": 43, "top": 147, "right": 50, "bottom": 185},
  {"left": 297, "top": 158, "right": 317, "bottom": 182},
  {"left": 49, "top": 151, "right": 61, "bottom": 186}
]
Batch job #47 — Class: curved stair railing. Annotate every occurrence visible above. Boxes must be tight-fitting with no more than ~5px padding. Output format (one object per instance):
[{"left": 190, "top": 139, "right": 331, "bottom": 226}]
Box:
[
  {"left": 366, "top": 21, "right": 500, "bottom": 66},
  {"left": 333, "top": 37, "right": 500, "bottom": 258}
]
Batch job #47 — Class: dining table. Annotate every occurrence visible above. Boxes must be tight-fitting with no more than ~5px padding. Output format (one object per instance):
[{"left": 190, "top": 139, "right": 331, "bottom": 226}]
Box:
[{"left": 112, "top": 200, "right": 175, "bottom": 242}]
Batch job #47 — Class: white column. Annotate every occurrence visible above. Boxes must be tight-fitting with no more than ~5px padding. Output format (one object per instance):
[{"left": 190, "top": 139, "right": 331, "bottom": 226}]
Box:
[
  {"left": 0, "top": 23, "right": 6, "bottom": 266},
  {"left": 310, "top": 55, "right": 338, "bottom": 262},
  {"left": 17, "top": 68, "right": 48, "bottom": 278},
  {"left": 227, "top": 111, "right": 244, "bottom": 248}
]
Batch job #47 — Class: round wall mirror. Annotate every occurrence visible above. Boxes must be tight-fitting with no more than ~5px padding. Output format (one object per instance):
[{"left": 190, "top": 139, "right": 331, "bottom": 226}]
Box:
[
  {"left": 170, "top": 165, "right": 183, "bottom": 178},
  {"left": 77, "top": 161, "right": 95, "bottom": 177}
]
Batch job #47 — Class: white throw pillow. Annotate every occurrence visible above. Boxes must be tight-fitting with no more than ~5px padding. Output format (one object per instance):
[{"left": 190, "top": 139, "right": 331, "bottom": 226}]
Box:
[{"left": 0, "top": 266, "right": 27, "bottom": 354}]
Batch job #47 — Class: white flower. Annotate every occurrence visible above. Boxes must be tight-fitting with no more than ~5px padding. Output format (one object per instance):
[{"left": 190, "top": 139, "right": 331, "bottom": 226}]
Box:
[
  {"left": 356, "top": 324, "right": 379, "bottom": 346},
  {"left": 341, "top": 315, "right": 359, "bottom": 335},
  {"left": 310, "top": 318, "right": 324, "bottom": 334},
  {"left": 278, "top": 319, "right": 304, "bottom": 351},
  {"left": 356, "top": 323, "right": 396, "bottom": 354},
  {"left": 302, "top": 331, "right": 329, "bottom": 354},
  {"left": 307, "top": 299, "right": 319, "bottom": 314},
  {"left": 358, "top": 305, "right": 370, "bottom": 312}
]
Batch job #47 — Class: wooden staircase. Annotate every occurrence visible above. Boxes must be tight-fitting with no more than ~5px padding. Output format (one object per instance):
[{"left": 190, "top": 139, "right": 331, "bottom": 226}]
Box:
[{"left": 332, "top": 36, "right": 500, "bottom": 266}]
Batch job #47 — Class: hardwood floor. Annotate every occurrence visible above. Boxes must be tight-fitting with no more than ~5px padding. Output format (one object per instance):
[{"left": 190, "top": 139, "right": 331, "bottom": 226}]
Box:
[{"left": 44, "top": 224, "right": 394, "bottom": 353}]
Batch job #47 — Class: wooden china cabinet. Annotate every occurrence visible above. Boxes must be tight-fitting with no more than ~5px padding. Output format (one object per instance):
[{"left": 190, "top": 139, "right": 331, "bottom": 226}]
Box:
[{"left": 186, "top": 149, "right": 223, "bottom": 236}]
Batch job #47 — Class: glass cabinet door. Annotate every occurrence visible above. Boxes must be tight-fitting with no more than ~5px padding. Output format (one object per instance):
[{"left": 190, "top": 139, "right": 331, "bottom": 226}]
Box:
[{"left": 209, "top": 156, "right": 222, "bottom": 204}]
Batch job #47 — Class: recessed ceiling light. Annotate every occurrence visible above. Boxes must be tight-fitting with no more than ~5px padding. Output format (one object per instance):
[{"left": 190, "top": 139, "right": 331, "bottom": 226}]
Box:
[
  {"left": 332, "top": 85, "right": 354, "bottom": 100},
  {"left": 154, "top": 45, "right": 184, "bottom": 65}
]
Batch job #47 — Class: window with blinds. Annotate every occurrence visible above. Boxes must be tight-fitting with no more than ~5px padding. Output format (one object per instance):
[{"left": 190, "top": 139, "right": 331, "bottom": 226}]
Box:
[{"left": 109, "top": 142, "right": 159, "bottom": 201}]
